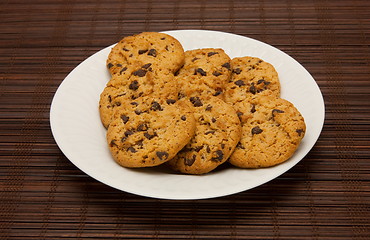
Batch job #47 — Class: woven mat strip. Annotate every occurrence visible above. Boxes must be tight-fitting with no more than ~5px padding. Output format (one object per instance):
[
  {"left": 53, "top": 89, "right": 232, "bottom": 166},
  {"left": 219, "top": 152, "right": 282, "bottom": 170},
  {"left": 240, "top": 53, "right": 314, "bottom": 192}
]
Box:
[
  {"left": 0, "top": 1, "right": 75, "bottom": 238},
  {"left": 315, "top": 1, "right": 369, "bottom": 238}
]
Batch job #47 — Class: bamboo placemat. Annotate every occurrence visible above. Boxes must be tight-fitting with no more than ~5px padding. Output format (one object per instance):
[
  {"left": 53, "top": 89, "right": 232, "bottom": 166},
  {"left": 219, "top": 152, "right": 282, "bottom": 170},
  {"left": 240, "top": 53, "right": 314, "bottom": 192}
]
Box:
[{"left": 0, "top": 0, "right": 369, "bottom": 239}]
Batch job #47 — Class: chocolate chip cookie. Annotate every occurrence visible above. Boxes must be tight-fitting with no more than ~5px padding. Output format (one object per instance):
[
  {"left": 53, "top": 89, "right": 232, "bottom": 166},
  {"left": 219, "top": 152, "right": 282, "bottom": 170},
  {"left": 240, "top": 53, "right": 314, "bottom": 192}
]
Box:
[
  {"left": 99, "top": 67, "right": 179, "bottom": 128},
  {"left": 229, "top": 95, "right": 306, "bottom": 168},
  {"left": 224, "top": 56, "right": 280, "bottom": 105},
  {"left": 107, "top": 32, "right": 185, "bottom": 76},
  {"left": 107, "top": 97, "right": 196, "bottom": 168},
  {"left": 175, "top": 48, "right": 232, "bottom": 98},
  {"left": 167, "top": 96, "right": 242, "bottom": 174}
]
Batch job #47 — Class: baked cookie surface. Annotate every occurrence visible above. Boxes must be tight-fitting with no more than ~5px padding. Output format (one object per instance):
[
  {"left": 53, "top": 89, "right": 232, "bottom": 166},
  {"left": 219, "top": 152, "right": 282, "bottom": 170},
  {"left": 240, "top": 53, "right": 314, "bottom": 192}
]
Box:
[
  {"left": 175, "top": 48, "right": 232, "bottom": 98},
  {"left": 167, "top": 96, "right": 242, "bottom": 174},
  {"left": 106, "top": 97, "right": 196, "bottom": 168},
  {"left": 99, "top": 67, "right": 179, "bottom": 128},
  {"left": 107, "top": 32, "right": 185, "bottom": 76},
  {"left": 229, "top": 95, "right": 306, "bottom": 168},
  {"left": 224, "top": 56, "right": 280, "bottom": 105}
]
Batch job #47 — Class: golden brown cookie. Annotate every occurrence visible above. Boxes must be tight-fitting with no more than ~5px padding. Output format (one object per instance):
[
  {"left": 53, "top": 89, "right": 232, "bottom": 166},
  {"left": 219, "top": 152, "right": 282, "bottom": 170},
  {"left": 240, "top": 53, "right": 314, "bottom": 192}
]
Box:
[
  {"left": 107, "top": 97, "right": 196, "bottom": 168},
  {"left": 224, "top": 56, "right": 280, "bottom": 105},
  {"left": 107, "top": 32, "right": 185, "bottom": 76},
  {"left": 167, "top": 96, "right": 242, "bottom": 174},
  {"left": 229, "top": 95, "right": 306, "bottom": 168},
  {"left": 175, "top": 48, "right": 232, "bottom": 98},
  {"left": 99, "top": 67, "right": 179, "bottom": 128}
]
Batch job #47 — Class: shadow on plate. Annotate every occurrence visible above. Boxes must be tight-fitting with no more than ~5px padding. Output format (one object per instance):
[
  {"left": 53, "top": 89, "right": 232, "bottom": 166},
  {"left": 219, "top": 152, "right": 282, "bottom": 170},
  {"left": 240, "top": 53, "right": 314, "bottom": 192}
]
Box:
[{"left": 127, "top": 161, "right": 236, "bottom": 176}]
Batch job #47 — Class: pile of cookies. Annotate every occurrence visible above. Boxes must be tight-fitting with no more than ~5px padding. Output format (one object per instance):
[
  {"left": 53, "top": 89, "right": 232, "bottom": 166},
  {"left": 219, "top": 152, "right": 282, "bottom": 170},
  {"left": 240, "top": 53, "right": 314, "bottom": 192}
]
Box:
[{"left": 99, "top": 32, "right": 306, "bottom": 175}]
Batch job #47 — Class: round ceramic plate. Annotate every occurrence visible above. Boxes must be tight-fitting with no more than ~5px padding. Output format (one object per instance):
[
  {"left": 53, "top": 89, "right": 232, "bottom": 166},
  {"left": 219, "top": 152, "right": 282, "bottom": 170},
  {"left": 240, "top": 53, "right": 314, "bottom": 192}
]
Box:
[{"left": 50, "top": 30, "right": 325, "bottom": 200}]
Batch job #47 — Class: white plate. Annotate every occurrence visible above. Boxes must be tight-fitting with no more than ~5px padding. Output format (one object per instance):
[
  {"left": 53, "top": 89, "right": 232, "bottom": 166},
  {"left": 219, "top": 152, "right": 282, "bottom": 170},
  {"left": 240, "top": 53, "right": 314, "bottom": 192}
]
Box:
[{"left": 50, "top": 30, "right": 325, "bottom": 200}]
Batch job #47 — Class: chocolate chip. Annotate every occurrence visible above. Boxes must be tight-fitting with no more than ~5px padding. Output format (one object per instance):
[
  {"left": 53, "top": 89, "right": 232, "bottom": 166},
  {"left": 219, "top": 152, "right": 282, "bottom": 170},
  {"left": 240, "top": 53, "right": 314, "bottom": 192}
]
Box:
[
  {"left": 213, "top": 71, "right": 221, "bottom": 76},
  {"left": 127, "top": 147, "right": 137, "bottom": 153},
  {"left": 271, "top": 109, "right": 284, "bottom": 120},
  {"left": 130, "top": 102, "right": 138, "bottom": 106},
  {"left": 213, "top": 88, "right": 222, "bottom": 96},
  {"left": 233, "top": 68, "right": 242, "bottom": 74},
  {"left": 207, "top": 52, "right": 219, "bottom": 57},
  {"left": 115, "top": 102, "right": 121, "bottom": 106},
  {"left": 272, "top": 109, "right": 285, "bottom": 115},
  {"left": 109, "top": 140, "right": 117, "bottom": 147},
  {"left": 133, "top": 69, "right": 147, "bottom": 77},
  {"left": 190, "top": 97, "right": 203, "bottom": 107},
  {"left": 121, "top": 136, "right": 127, "bottom": 142},
  {"left": 222, "top": 62, "right": 231, "bottom": 70},
  {"left": 184, "top": 156, "right": 196, "bottom": 166},
  {"left": 107, "top": 63, "right": 113, "bottom": 69},
  {"left": 151, "top": 101, "right": 163, "bottom": 111},
  {"left": 181, "top": 115, "right": 186, "bottom": 121},
  {"left": 144, "top": 132, "right": 154, "bottom": 140},
  {"left": 121, "top": 115, "right": 129, "bottom": 124},
  {"left": 296, "top": 129, "right": 304, "bottom": 136},
  {"left": 135, "top": 140, "right": 143, "bottom": 147},
  {"left": 129, "top": 80, "right": 139, "bottom": 90},
  {"left": 144, "top": 132, "right": 156, "bottom": 140},
  {"left": 234, "top": 80, "right": 246, "bottom": 87},
  {"left": 257, "top": 79, "right": 264, "bottom": 84},
  {"left": 137, "top": 123, "right": 148, "bottom": 131},
  {"left": 191, "top": 57, "right": 200, "bottom": 62},
  {"left": 108, "top": 95, "right": 112, "bottom": 103},
  {"left": 122, "top": 47, "right": 129, "bottom": 51},
  {"left": 166, "top": 99, "right": 176, "bottom": 104},
  {"left": 206, "top": 146, "right": 211, "bottom": 153},
  {"left": 201, "top": 121, "right": 210, "bottom": 126},
  {"left": 156, "top": 151, "right": 169, "bottom": 161},
  {"left": 195, "top": 68, "right": 207, "bottom": 76},
  {"left": 124, "top": 130, "right": 134, "bottom": 137},
  {"left": 205, "top": 105, "right": 212, "bottom": 111},
  {"left": 237, "top": 111, "right": 243, "bottom": 119},
  {"left": 251, "top": 126, "right": 263, "bottom": 135},
  {"left": 205, "top": 130, "right": 215, "bottom": 135},
  {"left": 251, "top": 104, "right": 256, "bottom": 113},
  {"left": 142, "top": 63, "right": 152, "bottom": 69},
  {"left": 212, "top": 150, "right": 224, "bottom": 161},
  {"left": 135, "top": 110, "right": 142, "bottom": 115},
  {"left": 211, "top": 117, "right": 217, "bottom": 123},
  {"left": 221, "top": 143, "right": 225, "bottom": 149},
  {"left": 148, "top": 49, "right": 157, "bottom": 57},
  {"left": 138, "top": 49, "right": 148, "bottom": 54},
  {"left": 119, "top": 67, "right": 128, "bottom": 75},
  {"left": 194, "top": 146, "right": 203, "bottom": 152},
  {"left": 249, "top": 83, "right": 256, "bottom": 94},
  {"left": 160, "top": 37, "right": 166, "bottom": 40},
  {"left": 257, "top": 79, "right": 270, "bottom": 85},
  {"left": 116, "top": 93, "right": 125, "bottom": 98}
]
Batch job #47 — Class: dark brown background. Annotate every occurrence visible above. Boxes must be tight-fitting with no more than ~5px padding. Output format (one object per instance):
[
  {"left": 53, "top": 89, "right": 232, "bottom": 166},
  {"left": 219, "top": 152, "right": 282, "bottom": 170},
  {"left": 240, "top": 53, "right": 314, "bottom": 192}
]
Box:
[{"left": 1, "top": 0, "right": 369, "bottom": 239}]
